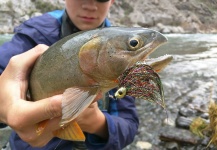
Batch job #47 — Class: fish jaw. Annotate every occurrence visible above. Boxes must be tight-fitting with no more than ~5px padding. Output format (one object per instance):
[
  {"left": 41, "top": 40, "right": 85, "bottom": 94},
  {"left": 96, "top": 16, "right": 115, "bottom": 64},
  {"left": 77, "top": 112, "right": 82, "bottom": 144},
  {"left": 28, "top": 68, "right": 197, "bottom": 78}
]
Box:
[
  {"left": 145, "top": 55, "right": 173, "bottom": 72},
  {"left": 134, "top": 29, "right": 168, "bottom": 63},
  {"left": 108, "top": 28, "right": 169, "bottom": 78}
]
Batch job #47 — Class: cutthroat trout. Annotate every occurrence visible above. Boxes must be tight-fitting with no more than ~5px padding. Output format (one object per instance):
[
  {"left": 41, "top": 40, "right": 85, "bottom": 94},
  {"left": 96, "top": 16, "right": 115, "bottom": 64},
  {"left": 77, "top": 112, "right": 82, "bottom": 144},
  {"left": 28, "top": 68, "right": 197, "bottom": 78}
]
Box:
[{"left": 29, "top": 27, "right": 171, "bottom": 141}]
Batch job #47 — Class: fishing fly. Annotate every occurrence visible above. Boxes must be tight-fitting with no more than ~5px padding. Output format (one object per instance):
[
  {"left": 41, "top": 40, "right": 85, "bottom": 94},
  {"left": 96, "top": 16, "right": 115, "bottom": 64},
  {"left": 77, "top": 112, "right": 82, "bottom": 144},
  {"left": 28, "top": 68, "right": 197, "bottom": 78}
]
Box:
[{"left": 115, "top": 63, "right": 166, "bottom": 109}]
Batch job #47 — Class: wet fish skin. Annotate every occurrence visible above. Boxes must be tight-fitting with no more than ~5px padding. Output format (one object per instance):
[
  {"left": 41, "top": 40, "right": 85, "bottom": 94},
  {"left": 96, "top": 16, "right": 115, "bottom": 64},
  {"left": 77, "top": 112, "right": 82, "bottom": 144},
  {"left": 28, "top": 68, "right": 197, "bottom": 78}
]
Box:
[
  {"left": 30, "top": 27, "right": 167, "bottom": 101},
  {"left": 29, "top": 27, "right": 168, "bottom": 141}
]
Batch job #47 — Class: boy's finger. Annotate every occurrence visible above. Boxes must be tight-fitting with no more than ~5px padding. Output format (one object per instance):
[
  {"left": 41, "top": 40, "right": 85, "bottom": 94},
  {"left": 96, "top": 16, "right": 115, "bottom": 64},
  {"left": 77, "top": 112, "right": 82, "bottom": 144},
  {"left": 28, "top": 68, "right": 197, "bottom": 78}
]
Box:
[
  {"left": 18, "top": 95, "right": 62, "bottom": 125},
  {"left": 12, "top": 44, "right": 48, "bottom": 74}
]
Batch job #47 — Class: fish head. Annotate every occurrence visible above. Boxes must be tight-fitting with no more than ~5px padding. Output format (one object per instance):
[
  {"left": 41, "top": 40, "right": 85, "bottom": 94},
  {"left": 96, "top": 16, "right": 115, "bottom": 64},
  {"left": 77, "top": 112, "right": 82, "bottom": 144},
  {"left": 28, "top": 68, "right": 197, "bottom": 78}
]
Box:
[{"left": 79, "top": 27, "right": 168, "bottom": 86}]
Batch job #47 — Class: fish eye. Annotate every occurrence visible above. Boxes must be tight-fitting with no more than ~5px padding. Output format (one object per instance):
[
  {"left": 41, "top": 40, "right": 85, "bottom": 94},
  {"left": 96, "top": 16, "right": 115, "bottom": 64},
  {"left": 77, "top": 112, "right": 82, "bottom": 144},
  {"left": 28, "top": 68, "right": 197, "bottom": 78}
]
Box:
[
  {"left": 130, "top": 39, "right": 139, "bottom": 47},
  {"left": 128, "top": 37, "right": 140, "bottom": 50}
]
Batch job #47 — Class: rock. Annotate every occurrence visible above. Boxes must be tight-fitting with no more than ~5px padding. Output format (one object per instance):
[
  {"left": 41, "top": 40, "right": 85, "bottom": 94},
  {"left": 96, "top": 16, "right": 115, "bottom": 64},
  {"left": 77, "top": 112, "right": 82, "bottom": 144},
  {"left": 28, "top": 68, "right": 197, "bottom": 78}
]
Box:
[
  {"left": 163, "top": 117, "right": 175, "bottom": 127},
  {"left": 156, "top": 23, "right": 185, "bottom": 33},
  {"left": 152, "top": 0, "right": 159, "bottom": 5},
  {"left": 0, "top": 126, "right": 12, "bottom": 149},
  {"left": 161, "top": 27, "right": 171, "bottom": 34},
  {"left": 179, "top": 107, "right": 196, "bottom": 117},
  {"left": 31, "top": 12, "right": 42, "bottom": 18},
  {"left": 136, "top": 141, "right": 152, "bottom": 150},
  {"left": 175, "top": 116, "right": 193, "bottom": 129},
  {"left": 200, "top": 113, "right": 209, "bottom": 120},
  {"left": 165, "top": 142, "right": 179, "bottom": 150},
  {"left": 19, "top": 14, "right": 30, "bottom": 23},
  {"left": 171, "top": 26, "right": 185, "bottom": 33},
  {"left": 159, "top": 126, "right": 199, "bottom": 145}
]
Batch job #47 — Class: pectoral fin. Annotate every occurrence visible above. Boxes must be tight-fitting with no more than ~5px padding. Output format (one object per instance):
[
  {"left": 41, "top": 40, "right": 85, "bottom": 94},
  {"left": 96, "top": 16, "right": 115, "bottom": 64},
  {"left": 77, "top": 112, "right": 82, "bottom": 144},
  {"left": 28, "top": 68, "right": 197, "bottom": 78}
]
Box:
[
  {"left": 53, "top": 121, "right": 85, "bottom": 141},
  {"left": 60, "top": 87, "right": 98, "bottom": 126}
]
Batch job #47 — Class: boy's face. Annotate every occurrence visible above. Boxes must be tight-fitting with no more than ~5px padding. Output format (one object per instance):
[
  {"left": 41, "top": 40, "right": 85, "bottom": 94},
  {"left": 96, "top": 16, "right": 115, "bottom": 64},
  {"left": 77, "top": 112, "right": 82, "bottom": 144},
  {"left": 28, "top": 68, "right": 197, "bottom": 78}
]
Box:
[{"left": 65, "top": 0, "right": 114, "bottom": 31}]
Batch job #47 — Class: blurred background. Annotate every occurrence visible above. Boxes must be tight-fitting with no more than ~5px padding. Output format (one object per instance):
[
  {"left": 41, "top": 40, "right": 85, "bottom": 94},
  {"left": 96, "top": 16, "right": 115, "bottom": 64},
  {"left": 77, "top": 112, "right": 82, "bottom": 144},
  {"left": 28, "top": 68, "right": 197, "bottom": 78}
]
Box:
[
  {"left": 1, "top": 0, "right": 217, "bottom": 149},
  {"left": 0, "top": 0, "right": 217, "bottom": 34}
]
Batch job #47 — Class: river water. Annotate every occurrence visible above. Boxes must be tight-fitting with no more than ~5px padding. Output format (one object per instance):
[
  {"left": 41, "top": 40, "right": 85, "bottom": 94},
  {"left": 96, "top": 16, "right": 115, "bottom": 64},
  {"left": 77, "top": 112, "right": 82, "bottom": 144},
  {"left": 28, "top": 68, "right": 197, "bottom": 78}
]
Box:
[
  {"left": 152, "top": 33, "right": 217, "bottom": 110},
  {"left": 131, "top": 34, "right": 217, "bottom": 149},
  {"left": 0, "top": 34, "right": 217, "bottom": 149}
]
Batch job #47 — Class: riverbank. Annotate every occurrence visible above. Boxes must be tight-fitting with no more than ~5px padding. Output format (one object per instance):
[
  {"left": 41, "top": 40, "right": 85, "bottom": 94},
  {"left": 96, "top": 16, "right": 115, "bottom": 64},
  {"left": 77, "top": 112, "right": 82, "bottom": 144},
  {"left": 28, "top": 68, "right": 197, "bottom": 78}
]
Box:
[{"left": 0, "top": 0, "right": 217, "bottom": 34}]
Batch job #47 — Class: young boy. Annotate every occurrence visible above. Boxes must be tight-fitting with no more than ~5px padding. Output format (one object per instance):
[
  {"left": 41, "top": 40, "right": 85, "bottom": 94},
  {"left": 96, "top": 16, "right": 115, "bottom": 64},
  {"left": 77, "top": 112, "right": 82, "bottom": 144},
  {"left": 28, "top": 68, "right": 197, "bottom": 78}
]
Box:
[{"left": 0, "top": 0, "right": 139, "bottom": 149}]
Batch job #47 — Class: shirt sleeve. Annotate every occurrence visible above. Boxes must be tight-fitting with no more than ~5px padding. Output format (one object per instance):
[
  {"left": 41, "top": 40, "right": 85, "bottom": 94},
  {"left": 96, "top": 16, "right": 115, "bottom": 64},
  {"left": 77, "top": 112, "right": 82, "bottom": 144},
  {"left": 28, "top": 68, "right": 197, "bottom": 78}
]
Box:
[
  {"left": 85, "top": 90, "right": 139, "bottom": 150},
  {"left": 0, "top": 33, "right": 37, "bottom": 74},
  {"left": 0, "top": 13, "right": 61, "bottom": 75}
]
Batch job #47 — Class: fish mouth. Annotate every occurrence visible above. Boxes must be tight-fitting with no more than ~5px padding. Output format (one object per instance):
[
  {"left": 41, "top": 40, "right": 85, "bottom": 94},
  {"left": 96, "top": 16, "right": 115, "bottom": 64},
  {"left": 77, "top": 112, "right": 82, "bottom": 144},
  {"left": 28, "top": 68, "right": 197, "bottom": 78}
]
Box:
[
  {"left": 145, "top": 55, "right": 173, "bottom": 72},
  {"left": 133, "top": 30, "right": 171, "bottom": 72}
]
